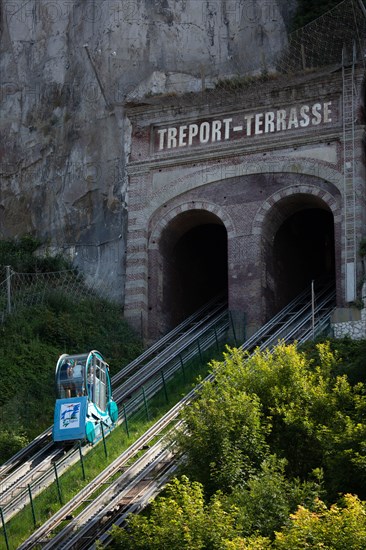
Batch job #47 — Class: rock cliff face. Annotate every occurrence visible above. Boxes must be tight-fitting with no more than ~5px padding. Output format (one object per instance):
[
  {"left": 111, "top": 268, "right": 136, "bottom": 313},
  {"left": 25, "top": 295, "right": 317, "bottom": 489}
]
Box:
[{"left": 0, "top": 0, "right": 297, "bottom": 300}]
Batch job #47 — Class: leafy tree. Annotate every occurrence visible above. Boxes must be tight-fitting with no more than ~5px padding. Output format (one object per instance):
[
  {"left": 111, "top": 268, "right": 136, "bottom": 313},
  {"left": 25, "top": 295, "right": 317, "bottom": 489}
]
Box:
[
  {"left": 0, "top": 430, "right": 29, "bottom": 460},
  {"left": 107, "top": 342, "right": 366, "bottom": 548},
  {"left": 176, "top": 342, "right": 366, "bottom": 499},
  {"left": 107, "top": 476, "right": 243, "bottom": 549},
  {"left": 175, "top": 361, "right": 270, "bottom": 495},
  {"left": 0, "top": 235, "right": 70, "bottom": 272},
  {"left": 224, "top": 456, "right": 323, "bottom": 538},
  {"left": 274, "top": 494, "right": 366, "bottom": 549}
]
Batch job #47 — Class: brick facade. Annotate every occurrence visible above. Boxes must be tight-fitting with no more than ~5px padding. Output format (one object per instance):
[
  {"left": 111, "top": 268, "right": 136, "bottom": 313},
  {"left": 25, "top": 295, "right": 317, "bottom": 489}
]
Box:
[{"left": 125, "top": 67, "right": 365, "bottom": 342}]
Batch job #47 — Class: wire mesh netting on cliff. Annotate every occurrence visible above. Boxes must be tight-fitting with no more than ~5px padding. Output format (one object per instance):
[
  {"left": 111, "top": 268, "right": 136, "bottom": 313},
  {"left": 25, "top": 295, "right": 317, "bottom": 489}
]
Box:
[
  {"left": 131, "top": 0, "right": 366, "bottom": 107},
  {"left": 207, "top": 0, "right": 366, "bottom": 93},
  {"left": 0, "top": 268, "right": 104, "bottom": 323},
  {"left": 217, "top": 0, "right": 366, "bottom": 82},
  {"left": 275, "top": 0, "right": 366, "bottom": 74}
]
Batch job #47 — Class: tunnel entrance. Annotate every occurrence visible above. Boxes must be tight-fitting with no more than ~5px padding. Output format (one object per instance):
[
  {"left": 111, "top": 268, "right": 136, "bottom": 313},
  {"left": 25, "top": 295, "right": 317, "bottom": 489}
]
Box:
[
  {"left": 160, "top": 211, "right": 228, "bottom": 329},
  {"left": 271, "top": 205, "right": 335, "bottom": 314}
]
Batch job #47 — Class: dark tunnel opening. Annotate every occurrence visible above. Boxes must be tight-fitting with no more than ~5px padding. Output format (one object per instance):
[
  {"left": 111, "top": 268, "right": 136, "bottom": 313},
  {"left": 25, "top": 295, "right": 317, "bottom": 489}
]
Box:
[
  {"left": 273, "top": 208, "right": 335, "bottom": 311},
  {"left": 167, "top": 223, "right": 228, "bottom": 327}
]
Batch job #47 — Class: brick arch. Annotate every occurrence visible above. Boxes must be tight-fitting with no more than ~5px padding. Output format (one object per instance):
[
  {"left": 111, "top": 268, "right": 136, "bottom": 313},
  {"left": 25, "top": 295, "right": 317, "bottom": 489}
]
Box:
[
  {"left": 252, "top": 183, "right": 341, "bottom": 236},
  {"left": 148, "top": 200, "right": 236, "bottom": 250},
  {"left": 147, "top": 200, "right": 233, "bottom": 340},
  {"left": 254, "top": 182, "right": 342, "bottom": 321},
  {"left": 160, "top": 159, "right": 343, "bottom": 206}
]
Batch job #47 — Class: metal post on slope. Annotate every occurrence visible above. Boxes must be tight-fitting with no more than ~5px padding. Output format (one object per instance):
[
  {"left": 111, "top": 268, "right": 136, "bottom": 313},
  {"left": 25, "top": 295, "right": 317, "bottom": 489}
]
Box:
[
  {"left": 197, "top": 338, "right": 203, "bottom": 364},
  {"left": 179, "top": 354, "right": 186, "bottom": 381},
  {"left": 101, "top": 423, "right": 108, "bottom": 459},
  {"left": 28, "top": 484, "right": 37, "bottom": 527},
  {"left": 0, "top": 507, "right": 10, "bottom": 550},
  {"left": 229, "top": 311, "right": 238, "bottom": 347},
  {"left": 123, "top": 404, "right": 130, "bottom": 437},
  {"left": 6, "top": 266, "right": 11, "bottom": 315},
  {"left": 311, "top": 280, "right": 315, "bottom": 339},
  {"left": 142, "top": 386, "right": 149, "bottom": 420},
  {"left": 78, "top": 442, "right": 86, "bottom": 481},
  {"left": 53, "top": 463, "right": 63, "bottom": 505},
  {"left": 161, "top": 370, "right": 169, "bottom": 403}
]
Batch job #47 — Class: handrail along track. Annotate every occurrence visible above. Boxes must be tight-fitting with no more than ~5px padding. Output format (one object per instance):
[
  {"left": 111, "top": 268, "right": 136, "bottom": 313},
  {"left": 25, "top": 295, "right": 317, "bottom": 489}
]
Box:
[{"left": 15, "top": 282, "right": 336, "bottom": 548}]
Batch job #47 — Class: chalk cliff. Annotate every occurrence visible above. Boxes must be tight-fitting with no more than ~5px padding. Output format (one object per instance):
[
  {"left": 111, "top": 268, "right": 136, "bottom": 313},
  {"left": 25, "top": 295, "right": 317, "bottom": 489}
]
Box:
[{"left": 0, "top": 0, "right": 297, "bottom": 300}]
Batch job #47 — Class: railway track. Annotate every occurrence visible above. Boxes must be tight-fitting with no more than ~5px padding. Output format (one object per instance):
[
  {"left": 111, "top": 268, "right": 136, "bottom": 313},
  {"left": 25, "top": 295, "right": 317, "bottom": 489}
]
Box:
[
  {"left": 18, "top": 392, "right": 191, "bottom": 549},
  {"left": 2, "top": 284, "right": 335, "bottom": 547},
  {"left": 15, "top": 284, "right": 336, "bottom": 548},
  {"left": 0, "top": 296, "right": 229, "bottom": 524}
]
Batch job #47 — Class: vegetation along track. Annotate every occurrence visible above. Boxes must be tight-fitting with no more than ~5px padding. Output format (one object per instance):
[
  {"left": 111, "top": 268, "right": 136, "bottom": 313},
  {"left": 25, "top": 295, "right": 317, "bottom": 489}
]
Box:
[
  {"left": 0, "top": 296, "right": 228, "bottom": 523},
  {"left": 17, "top": 284, "right": 336, "bottom": 548},
  {"left": 18, "top": 394, "right": 190, "bottom": 549}
]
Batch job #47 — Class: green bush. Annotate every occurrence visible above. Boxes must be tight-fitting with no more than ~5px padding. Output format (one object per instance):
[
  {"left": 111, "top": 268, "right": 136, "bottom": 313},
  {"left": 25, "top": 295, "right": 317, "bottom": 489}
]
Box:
[
  {"left": 0, "top": 430, "right": 29, "bottom": 460},
  {"left": 0, "top": 235, "right": 70, "bottom": 273}
]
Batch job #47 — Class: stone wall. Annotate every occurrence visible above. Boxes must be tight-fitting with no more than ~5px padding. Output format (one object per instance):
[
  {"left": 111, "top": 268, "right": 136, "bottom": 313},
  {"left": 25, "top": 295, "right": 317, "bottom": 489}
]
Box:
[{"left": 331, "top": 283, "right": 366, "bottom": 339}]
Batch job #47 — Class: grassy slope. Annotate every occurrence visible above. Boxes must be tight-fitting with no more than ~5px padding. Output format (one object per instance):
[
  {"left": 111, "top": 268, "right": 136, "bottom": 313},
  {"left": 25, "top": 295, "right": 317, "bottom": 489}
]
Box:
[{"left": 0, "top": 293, "right": 143, "bottom": 460}]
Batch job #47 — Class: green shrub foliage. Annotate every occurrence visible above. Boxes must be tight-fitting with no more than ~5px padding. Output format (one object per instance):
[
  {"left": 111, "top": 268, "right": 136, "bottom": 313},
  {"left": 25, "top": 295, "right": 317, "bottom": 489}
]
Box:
[
  {"left": 0, "top": 235, "right": 70, "bottom": 272},
  {"left": 108, "top": 340, "right": 366, "bottom": 548}
]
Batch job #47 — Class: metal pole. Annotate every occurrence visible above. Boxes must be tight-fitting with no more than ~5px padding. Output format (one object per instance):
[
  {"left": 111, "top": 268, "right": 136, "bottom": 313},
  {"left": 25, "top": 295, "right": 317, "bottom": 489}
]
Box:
[
  {"left": 53, "top": 463, "right": 63, "bottom": 505},
  {"left": 6, "top": 266, "right": 11, "bottom": 315},
  {"left": 179, "top": 354, "right": 186, "bottom": 381},
  {"left": 229, "top": 311, "right": 238, "bottom": 346},
  {"left": 197, "top": 338, "right": 203, "bottom": 364},
  {"left": 101, "top": 423, "right": 108, "bottom": 458},
  {"left": 0, "top": 507, "right": 10, "bottom": 550},
  {"left": 78, "top": 442, "right": 86, "bottom": 481},
  {"left": 214, "top": 327, "right": 219, "bottom": 351},
  {"left": 123, "top": 404, "right": 130, "bottom": 437},
  {"left": 28, "top": 484, "right": 37, "bottom": 527},
  {"left": 161, "top": 370, "right": 168, "bottom": 403},
  {"left": 142, "top": 386, "right": 149, "bottom": 420},
  {"left": 312, "top": 280, "right": 315, "bottom": 339}
]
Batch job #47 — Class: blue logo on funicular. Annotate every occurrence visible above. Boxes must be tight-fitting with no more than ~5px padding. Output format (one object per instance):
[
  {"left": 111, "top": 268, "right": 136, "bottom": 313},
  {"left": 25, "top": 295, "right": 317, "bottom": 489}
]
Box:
[{"left": 60, "top": 402, "right": 81, "bottom": 429}]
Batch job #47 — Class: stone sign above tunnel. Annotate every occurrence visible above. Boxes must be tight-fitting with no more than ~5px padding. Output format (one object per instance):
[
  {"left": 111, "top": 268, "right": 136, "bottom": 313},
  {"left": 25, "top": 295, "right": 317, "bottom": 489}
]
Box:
[
  {"left": 125, "top": 67, "right": 365, "bottom": 344},
  {"left": 153, "top": 100, "right": 336, "bottom": 153}
]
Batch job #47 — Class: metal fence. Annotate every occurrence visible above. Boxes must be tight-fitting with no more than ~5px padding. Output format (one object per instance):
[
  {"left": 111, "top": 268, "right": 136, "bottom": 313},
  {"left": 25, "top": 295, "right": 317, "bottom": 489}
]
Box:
[{"left": 0, "top": 266, "right": 99, "bottom": 323}]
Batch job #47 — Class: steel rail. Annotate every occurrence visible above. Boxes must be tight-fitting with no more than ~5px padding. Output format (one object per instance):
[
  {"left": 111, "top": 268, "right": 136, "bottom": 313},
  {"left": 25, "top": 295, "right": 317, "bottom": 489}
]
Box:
[
  {"left": 241, "top": 281, "right": 334, "bottom": 351},
  {"left": 113, "top": 309, "right": 229, "bottom": 402},
  {"left": 16, "top": 286, "right": 333, "bottom": 549},
  {"left": 0, "top": 429, "right": 52, "bottom": 480},
  {"left": 0, "top": 295, "right": 225, "bottom": 480},
  {"left": 18, "top": 391, "right": 195, "bottom": 549},
  {"left": 42, "top": 432, "right": 182, "bottom": 548},
  {"left": 0, "top": 299, "right": 228, "bottom": 524},
  {"left": 4, "top": 283, "right": 334, "bottom": 537},
  {"left": 112, "top": 294, "right": 226, "bottom": 384},
  {"left": 257, "top": 289, "right": 336, "bottom": 351},
  {"left": 0, "top": 442, "right": 60, "bottom": 507},
  {"left": 94, "top": 458, "right": 180, "bottom": 549},
  {"left": 43, "top": 290, "right": 337, "bottom": 548}
]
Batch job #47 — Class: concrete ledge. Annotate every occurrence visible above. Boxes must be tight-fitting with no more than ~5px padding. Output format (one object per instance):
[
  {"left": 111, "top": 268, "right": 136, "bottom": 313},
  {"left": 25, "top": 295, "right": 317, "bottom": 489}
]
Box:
[{"left": 330, "top": 307, "right": 361, "bottom": 323}]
